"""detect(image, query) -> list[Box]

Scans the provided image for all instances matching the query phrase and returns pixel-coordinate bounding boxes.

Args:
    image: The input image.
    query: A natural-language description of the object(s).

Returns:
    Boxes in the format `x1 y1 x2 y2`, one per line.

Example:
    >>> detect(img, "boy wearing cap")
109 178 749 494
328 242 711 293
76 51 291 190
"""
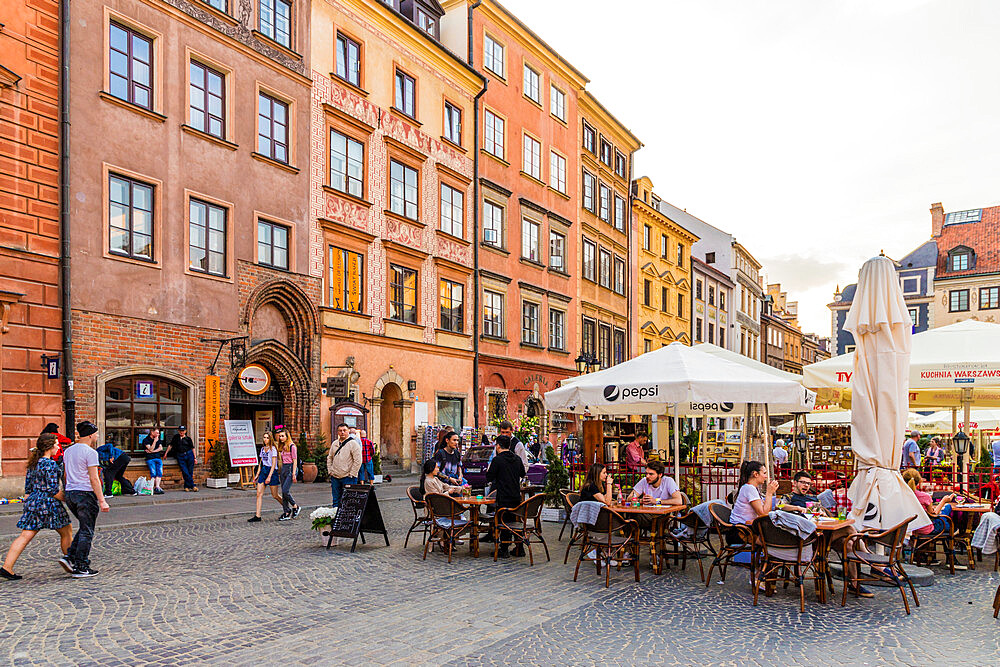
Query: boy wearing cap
165 425 198 491
62 421 110 577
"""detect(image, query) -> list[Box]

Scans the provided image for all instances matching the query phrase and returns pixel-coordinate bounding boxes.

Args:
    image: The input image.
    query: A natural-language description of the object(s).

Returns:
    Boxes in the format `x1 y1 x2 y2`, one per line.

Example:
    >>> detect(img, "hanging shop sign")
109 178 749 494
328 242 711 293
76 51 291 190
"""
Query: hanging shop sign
238 364 271 395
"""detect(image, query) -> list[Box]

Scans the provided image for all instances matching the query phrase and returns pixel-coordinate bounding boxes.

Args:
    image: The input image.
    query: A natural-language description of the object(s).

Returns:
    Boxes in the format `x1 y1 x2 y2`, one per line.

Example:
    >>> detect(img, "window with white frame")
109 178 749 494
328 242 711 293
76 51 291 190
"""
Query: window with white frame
643 225 651 251
598 183 611 222
444 102 462 146
439 279 464 333
439 183 463 238
549 152 566 193
389 160 418 220
483 35 505 78
550 85 565 121
522 300 540 345
483 200 503 247
901 276 920 295
548 308 565 350
582 170 596 212
614 256 625 295
614 194 626 232
483 290 504 338
982 286 1000 310
484 109 504 159
598 248 611 289
523 64 540 103
549 230 565 271
523 135 541 180
582 238 596 281
521 217 540 262
908 307 919 327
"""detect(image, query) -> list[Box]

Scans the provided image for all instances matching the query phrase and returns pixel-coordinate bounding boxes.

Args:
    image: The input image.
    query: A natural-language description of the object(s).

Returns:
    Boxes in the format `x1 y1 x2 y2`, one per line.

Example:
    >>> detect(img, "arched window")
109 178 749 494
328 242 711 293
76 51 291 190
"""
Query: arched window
105 376 188 454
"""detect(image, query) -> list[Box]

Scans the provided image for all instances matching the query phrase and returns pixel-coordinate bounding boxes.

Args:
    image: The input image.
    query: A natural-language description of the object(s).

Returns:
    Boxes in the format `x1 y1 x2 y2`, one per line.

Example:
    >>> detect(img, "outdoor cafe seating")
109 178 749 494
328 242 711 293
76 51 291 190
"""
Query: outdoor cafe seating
423 493 473 564
840 515 920 615
404 485 431 548
751 515 823 613
493 493 549 565
706 503 754 587
573 506 641 588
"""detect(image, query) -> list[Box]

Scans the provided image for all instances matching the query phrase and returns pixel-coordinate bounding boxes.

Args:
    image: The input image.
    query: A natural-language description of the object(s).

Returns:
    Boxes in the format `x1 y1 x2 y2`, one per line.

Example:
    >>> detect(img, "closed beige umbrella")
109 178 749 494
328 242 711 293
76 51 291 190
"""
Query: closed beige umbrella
846 256 930 531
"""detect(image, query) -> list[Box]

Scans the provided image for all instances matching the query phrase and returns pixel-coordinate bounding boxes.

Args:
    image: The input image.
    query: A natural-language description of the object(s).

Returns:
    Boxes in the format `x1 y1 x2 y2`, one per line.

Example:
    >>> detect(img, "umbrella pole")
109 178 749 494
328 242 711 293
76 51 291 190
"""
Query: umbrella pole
963 390 972 491
673 404 680 483
763 404 772 478
740 405 750 464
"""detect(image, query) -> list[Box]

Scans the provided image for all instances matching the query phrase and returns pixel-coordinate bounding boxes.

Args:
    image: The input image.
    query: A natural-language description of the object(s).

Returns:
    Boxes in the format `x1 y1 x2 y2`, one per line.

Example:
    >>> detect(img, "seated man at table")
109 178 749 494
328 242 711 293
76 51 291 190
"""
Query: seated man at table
784 471 819 508
486 435 526 559
628 460 683 529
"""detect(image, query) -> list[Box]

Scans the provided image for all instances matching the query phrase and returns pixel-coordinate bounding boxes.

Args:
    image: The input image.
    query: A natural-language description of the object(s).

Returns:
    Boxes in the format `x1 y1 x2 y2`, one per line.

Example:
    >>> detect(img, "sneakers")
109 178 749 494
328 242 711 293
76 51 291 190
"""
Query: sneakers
278 512 292 521
153 488 164 495
71 568 99 578
247 515 262 523
292 506 301 519
57 556 74 573
0 568 21 581
849 584 875 598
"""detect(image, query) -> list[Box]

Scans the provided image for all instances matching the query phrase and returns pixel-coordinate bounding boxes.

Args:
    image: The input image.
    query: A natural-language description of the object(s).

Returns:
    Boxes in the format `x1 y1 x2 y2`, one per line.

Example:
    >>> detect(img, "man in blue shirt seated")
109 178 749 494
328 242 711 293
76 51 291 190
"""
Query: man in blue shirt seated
783 471 819 508
96 441 135 496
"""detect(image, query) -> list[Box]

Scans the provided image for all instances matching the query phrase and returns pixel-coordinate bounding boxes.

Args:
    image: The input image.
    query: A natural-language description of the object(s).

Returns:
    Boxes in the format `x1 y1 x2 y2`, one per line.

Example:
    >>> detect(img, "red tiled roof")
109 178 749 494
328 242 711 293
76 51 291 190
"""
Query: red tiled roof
936 205 1000 278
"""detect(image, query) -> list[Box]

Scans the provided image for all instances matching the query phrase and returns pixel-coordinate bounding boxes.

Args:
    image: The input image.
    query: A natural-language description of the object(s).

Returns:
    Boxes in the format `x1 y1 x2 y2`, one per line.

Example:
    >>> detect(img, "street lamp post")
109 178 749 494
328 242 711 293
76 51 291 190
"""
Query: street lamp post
575 351 599 375
952 430 970 491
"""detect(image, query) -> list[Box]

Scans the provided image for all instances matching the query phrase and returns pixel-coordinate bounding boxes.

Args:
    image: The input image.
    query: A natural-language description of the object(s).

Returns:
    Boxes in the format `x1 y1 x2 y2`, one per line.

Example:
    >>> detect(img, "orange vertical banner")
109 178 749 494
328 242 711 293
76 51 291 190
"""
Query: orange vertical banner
205 374 220 458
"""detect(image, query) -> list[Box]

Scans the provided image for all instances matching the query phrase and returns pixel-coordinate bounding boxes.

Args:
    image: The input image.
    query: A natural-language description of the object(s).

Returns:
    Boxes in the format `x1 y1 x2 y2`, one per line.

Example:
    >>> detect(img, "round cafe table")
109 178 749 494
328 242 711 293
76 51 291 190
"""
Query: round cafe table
811 516 854 603
453 496 495 558
610 502 687 574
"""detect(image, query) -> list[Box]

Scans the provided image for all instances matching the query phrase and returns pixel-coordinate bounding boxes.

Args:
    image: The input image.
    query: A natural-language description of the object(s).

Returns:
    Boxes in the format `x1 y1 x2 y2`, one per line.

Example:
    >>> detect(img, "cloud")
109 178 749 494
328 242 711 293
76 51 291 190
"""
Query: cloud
759 254 854 291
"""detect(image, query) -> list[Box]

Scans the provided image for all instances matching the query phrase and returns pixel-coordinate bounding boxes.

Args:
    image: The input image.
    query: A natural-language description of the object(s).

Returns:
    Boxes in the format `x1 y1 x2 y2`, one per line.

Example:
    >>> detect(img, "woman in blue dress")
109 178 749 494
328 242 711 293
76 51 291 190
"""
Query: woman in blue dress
1 433 72 580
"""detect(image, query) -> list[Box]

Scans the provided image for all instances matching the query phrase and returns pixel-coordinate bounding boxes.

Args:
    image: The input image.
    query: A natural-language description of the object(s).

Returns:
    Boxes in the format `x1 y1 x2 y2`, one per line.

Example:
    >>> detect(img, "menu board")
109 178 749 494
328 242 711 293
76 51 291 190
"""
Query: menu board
326 485 389 552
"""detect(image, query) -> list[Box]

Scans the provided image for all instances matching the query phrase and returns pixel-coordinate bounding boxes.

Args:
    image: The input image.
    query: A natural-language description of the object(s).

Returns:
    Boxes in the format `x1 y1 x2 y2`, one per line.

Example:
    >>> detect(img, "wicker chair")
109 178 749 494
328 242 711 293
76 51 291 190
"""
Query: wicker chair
561 491 584 564
404 486 431 548
842 515 919 615
664 498 715 582
558 490 578 541
573 506 640 588
751 515 823 612
706 504 754 588
909 513 972 574
494 493 549 565
423 493 472 563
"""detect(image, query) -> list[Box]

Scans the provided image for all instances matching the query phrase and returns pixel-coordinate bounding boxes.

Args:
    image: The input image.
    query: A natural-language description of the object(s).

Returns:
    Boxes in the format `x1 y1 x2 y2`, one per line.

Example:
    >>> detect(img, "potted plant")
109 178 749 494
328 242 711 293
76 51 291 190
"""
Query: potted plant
541 445 570 522
206 441 229 489
312 431 329 482
299 431 318 483
310 506 338 545
372 442 383 483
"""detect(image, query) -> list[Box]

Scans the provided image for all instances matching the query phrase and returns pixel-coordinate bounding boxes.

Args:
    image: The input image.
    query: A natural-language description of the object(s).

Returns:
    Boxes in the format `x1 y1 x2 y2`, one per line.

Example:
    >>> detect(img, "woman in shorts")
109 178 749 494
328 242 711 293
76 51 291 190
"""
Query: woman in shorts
247 431 283 523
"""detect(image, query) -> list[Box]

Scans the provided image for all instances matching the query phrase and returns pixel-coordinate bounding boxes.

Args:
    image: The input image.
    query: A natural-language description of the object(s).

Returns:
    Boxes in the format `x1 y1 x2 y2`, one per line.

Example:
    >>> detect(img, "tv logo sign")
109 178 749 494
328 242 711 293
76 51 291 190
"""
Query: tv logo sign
603 384 659 401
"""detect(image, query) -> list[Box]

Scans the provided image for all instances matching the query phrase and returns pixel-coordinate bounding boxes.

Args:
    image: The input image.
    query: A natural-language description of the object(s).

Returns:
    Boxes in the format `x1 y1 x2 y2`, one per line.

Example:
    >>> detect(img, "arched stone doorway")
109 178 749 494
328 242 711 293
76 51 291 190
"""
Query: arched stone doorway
380 382 403 463
229 373 284 444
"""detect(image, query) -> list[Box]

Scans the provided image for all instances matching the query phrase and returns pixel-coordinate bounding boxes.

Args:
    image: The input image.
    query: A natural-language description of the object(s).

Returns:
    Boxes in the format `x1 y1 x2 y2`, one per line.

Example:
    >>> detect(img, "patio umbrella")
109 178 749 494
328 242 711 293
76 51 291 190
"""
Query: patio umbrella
845 256 930 531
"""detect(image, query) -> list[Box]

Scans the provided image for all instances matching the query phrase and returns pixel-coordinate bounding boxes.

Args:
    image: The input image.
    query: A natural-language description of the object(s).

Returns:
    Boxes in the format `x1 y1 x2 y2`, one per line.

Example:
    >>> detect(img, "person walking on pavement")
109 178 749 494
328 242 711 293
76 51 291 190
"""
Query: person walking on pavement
248 431 283 523
39 422 70 463
142 427 165 494
327 423 361 508
96 441 135 496
62 421 110 578
275 427 300 521
486 435 526 559
357 429 376 483
164 425 197 492
1 434 73 580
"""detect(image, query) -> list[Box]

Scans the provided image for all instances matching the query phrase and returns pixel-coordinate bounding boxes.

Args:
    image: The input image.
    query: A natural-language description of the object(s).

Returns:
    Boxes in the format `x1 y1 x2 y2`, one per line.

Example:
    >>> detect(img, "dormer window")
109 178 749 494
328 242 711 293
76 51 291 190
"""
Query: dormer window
415 8 436 37
948 246 974 272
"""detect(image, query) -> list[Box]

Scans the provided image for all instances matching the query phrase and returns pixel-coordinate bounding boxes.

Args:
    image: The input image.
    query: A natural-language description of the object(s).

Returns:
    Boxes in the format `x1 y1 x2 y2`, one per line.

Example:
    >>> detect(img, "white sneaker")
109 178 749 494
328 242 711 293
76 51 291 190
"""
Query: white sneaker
585 549 598 559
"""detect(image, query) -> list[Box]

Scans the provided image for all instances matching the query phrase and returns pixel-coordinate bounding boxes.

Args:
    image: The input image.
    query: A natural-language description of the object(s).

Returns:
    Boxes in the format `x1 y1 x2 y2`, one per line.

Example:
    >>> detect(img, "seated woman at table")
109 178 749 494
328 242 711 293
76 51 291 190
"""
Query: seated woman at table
903 469 956 539
419 460 467 498
579 463 613 505
729 461 778 535
629 460 683 506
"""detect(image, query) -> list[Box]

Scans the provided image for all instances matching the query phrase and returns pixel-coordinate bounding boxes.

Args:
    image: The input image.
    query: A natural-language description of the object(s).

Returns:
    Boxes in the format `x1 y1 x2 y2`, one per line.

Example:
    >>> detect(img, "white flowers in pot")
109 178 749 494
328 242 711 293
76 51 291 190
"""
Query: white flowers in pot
310 506 338 531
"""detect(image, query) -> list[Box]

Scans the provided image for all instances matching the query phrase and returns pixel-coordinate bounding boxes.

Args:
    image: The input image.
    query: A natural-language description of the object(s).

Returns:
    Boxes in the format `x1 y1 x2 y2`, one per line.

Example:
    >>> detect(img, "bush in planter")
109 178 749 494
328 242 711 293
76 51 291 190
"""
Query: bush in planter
543 445 569 508
311 431 330 482
209 440 229 479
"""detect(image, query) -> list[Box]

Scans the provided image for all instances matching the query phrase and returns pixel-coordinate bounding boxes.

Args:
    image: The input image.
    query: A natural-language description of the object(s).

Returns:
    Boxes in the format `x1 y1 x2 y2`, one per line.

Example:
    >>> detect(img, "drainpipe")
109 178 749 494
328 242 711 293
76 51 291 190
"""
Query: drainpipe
469 1 484 428
626 151 635 359
59 0 75 434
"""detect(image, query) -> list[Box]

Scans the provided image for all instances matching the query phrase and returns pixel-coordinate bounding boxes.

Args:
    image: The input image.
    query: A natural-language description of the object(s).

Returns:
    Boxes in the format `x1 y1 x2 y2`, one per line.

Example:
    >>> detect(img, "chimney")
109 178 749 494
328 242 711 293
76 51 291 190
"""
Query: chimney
930 202 945 238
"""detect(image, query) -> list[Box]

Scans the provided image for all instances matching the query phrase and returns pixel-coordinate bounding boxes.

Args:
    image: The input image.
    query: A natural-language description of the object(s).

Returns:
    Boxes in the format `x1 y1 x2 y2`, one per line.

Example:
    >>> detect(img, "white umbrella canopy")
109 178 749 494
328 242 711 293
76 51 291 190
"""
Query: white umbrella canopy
775 410 924 434
543 342 814 416
845 256 930 532
910 408 1000 434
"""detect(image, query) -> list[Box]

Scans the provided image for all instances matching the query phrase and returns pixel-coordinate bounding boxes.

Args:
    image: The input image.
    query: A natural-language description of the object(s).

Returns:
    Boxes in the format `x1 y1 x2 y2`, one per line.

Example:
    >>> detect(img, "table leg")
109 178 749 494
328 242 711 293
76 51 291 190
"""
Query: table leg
470 509 479 558
651 518 662 575
817 533 829 604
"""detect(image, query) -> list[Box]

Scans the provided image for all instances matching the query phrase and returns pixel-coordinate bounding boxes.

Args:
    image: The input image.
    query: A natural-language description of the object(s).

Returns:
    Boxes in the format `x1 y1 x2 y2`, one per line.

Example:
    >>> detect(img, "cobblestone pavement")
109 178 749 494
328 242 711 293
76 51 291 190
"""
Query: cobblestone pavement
1 495 999 666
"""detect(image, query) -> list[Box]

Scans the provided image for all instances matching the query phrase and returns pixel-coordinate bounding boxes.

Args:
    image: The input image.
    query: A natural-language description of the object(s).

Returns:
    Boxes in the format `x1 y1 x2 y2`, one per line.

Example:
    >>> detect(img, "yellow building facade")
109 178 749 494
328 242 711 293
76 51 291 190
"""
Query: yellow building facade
632 177 698 352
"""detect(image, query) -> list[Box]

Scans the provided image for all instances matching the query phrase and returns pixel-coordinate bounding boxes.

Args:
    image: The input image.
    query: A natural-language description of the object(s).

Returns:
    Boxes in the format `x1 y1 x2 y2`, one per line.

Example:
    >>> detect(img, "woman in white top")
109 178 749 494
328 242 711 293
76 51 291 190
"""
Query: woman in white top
248 431 283 523
728 460 777 542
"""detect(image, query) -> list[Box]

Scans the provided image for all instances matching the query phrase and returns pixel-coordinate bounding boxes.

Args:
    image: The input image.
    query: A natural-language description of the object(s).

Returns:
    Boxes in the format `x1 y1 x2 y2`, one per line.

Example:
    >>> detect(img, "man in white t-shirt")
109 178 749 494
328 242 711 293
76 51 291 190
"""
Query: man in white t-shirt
773 440 789 469
62 421 110 577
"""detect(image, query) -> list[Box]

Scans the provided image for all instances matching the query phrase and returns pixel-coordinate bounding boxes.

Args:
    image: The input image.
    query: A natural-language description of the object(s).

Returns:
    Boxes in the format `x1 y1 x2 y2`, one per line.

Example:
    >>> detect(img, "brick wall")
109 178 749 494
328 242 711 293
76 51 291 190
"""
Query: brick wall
0 0 63 485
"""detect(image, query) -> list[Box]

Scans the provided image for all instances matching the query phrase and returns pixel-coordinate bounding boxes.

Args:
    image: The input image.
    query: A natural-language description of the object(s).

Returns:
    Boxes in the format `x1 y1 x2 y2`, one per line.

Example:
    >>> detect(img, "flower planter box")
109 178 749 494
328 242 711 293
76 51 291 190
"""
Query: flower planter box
206 478 228 489
227 473 241 484
540 507 566 523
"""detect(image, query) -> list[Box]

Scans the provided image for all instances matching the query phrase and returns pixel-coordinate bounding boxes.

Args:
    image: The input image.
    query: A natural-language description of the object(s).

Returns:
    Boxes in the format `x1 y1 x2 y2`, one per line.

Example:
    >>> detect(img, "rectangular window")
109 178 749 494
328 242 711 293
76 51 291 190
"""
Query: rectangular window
549 230 565 271
484 109 504 158
676 243 684 267
329 129 364 198
613 328 625 365
598 183 611 222
720 291 726 311
719 327 725 348
439 280 464 333
483 35 505 78
643 225 651 251
483 200 503 247
706 251 716 264
582 318 596 357
389 264 417 323
109 22 153 110
660 234 669 259
677 294 684 318
189 199 227 276
696 280 703 300
908 307 919 327
598 248 612 289
548 308 565 350
483 291 504 338
643 279 651 306
661 286 668 313
614 150 627 178
258 0 292 48
437 397 463 430
440 183 464 238
394 69 415 118
614 195 626 232
328 246 364 313
598 323 611 368
415 7 436 36
582 170 596 212
257 219 288 270
549 152 567 193
389 160 418 220
523 135 541 180
583 238 596 281
108 174 153 261
901 276 919 294
708 322 715 345
189 61 225 139
444 102 462 145
550 85 566 121
695 318 703 342
951 253 970 271
949 289 969 312
709 286 715 306
257 92 289 163
206 0 226 10
335 32 361 87
600 139 613 166
981 286 1000 310
644 339 651 354
522 301 540 345
521 218 540 262
614 256 625 294
523 64 540 103
582 121 596 153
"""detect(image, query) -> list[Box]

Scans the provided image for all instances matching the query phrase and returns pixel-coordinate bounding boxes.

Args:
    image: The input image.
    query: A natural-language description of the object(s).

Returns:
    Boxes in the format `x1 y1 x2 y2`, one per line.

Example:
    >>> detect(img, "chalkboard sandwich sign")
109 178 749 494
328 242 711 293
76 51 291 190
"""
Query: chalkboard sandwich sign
325 484 390 552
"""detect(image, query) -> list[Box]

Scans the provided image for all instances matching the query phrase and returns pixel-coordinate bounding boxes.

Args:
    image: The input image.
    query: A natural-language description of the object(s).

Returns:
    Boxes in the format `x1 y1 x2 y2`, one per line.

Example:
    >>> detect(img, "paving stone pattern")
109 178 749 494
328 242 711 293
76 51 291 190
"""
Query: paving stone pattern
1 498 999 666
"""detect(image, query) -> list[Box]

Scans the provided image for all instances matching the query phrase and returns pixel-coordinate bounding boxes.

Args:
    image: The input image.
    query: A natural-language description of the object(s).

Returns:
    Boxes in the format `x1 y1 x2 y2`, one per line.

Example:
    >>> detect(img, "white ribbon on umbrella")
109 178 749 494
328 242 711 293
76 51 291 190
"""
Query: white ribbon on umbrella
846 256 930 532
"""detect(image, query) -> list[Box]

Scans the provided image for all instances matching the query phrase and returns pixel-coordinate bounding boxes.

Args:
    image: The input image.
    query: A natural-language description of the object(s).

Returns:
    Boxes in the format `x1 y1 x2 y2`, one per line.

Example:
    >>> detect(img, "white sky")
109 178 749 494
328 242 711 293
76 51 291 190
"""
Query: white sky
500 0 1000 335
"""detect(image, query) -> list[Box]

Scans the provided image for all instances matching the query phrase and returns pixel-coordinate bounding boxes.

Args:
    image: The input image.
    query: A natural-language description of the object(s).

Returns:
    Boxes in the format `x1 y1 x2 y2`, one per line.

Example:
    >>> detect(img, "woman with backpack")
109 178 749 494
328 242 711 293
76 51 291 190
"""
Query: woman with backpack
248 431 283 523
275 427 300 521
